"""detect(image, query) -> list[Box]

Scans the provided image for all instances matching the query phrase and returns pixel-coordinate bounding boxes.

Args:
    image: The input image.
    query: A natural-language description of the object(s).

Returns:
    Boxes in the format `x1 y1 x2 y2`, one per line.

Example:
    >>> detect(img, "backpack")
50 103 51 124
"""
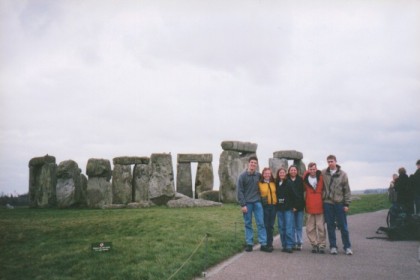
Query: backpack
375 205 420 241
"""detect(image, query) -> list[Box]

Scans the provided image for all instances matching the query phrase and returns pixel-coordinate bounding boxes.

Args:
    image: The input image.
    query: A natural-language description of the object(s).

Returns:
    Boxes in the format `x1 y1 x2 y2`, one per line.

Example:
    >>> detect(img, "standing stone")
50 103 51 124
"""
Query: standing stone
195 162 213 198
86 178 112 208
149 153 175 205
28 155 57 208
269 158 289 178
112 164 133 204
80 174 88 207
293 159 307 177
218 150 257 203
133 163 151 202
86 158 112 208
56 160 83 208
177 162 193 198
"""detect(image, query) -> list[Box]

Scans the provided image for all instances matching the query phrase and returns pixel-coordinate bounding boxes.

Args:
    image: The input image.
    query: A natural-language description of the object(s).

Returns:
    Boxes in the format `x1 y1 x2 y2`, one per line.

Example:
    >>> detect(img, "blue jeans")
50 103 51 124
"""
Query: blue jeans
324 203 351 250
277 210 294 249
263 205 277 246
243 202 267 246
293 210 304 246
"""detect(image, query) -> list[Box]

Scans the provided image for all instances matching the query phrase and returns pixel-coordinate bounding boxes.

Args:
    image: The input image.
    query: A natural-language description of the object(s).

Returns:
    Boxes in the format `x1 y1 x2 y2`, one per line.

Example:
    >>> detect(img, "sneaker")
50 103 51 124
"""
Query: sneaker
330 247 338 255
296 244 302 251
318 248 325 254
245 245 253 252
260 245 271 253
345 248 353 255
311 246 318 254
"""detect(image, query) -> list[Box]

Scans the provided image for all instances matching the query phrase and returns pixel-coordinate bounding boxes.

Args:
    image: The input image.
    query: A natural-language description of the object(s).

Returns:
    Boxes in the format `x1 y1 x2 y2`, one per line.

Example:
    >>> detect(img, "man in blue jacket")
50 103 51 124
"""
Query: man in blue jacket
237 156 270 252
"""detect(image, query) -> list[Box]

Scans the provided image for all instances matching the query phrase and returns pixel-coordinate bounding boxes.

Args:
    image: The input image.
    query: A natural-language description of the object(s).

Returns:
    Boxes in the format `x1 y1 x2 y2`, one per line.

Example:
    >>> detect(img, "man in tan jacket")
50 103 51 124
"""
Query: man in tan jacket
322 155 353 256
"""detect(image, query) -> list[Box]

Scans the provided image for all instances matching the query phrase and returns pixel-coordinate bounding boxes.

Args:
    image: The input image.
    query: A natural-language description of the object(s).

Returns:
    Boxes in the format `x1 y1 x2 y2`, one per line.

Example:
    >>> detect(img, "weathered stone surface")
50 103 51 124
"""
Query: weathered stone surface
86 158 112 180
167 197 222 208
221 141 257 153
198 190 220 202
86 177 112 208
112 164 133 204
80 174 88 207
133 163 151 202
293 159 306 177
127 201 154 208
28 154 56 167
148 153 175 205
273 150 303 160
177 154 213 163
56 160 83 208
176 162 193 197
113 156 150 165
29 156 57 208
218 150 257 203
195 162 213 198
269 158 289 178
103 204 126 209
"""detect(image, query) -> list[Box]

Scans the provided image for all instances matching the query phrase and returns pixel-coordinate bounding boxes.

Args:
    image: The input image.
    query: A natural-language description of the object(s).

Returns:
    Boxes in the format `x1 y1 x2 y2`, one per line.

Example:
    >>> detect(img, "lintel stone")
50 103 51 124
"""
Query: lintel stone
177 154 213 163
221 141 257 153
273 150 303 160
113 156 150 165
29 155 56 167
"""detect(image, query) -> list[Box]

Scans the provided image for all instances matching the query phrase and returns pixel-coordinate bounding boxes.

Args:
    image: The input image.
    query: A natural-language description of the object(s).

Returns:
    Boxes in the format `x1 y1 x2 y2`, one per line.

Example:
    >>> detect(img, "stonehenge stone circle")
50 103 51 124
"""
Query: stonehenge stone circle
56 160 84 208
28 155 57 208
219 141 258 203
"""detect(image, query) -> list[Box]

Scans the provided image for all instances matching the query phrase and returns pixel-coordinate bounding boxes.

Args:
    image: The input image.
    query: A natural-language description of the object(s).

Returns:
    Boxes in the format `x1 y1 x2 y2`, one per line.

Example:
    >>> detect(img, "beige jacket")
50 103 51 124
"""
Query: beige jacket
321 165 351 206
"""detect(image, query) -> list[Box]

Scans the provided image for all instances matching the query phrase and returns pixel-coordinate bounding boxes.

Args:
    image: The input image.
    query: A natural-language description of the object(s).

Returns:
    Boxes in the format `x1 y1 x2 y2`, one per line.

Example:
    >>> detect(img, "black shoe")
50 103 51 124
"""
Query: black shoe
286 248 293 253
267 245 274 252
260 245 271 253
245 245 253 252
281 248 287 252
311 246 318 254
318 248 325 254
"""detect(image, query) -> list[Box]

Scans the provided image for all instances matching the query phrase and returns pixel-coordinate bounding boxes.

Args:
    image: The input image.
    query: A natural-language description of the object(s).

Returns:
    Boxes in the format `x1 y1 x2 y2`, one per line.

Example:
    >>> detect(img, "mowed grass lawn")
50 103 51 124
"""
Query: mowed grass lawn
0 194 390 280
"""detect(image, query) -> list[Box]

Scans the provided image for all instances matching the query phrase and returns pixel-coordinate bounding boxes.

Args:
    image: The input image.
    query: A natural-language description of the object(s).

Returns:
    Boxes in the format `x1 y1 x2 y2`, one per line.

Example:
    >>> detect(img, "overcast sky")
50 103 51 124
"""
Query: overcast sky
1 0 419 196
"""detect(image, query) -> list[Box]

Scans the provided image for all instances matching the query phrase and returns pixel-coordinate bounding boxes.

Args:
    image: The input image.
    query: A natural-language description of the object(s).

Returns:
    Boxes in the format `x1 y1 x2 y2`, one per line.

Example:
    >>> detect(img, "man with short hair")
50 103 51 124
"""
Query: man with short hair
237 156 270 252
322 155 353 255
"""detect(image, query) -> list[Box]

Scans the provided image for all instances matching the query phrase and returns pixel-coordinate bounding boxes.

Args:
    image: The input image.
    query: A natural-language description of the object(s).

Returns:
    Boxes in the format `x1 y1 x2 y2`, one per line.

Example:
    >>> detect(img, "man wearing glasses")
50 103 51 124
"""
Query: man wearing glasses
322 155 353 255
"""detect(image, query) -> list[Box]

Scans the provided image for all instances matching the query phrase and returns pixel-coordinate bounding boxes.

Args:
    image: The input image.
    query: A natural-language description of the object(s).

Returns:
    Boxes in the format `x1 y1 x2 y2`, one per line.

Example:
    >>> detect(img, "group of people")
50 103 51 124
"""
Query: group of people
388 159 420 214
236 155 353 256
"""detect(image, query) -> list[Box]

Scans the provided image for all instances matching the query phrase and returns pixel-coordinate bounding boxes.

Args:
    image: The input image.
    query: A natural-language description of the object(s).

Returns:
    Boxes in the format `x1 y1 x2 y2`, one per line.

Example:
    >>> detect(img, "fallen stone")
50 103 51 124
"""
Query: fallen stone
166 197 222 208
198 190 220 202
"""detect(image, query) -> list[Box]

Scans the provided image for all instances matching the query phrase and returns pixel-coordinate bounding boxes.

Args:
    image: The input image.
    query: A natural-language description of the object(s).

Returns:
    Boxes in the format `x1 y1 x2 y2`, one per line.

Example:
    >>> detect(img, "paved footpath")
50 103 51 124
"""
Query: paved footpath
198 210 420 280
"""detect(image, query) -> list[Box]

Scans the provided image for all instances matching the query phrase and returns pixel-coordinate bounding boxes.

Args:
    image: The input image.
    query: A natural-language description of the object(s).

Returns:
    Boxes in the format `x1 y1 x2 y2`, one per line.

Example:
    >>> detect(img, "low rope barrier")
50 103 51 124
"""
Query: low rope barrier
167 233 209 280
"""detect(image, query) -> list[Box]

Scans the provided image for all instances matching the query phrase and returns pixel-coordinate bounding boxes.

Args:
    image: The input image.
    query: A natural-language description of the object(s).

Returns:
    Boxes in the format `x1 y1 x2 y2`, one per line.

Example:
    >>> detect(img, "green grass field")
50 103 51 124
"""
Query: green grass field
0 194 390 280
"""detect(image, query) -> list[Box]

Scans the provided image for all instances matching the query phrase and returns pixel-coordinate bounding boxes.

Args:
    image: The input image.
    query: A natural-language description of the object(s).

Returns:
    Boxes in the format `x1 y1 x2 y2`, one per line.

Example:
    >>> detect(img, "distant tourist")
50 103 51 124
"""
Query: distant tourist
322 155 353 255
394 167 413 213
258 167 277 252
288 165 305 251
388 174 398 207
303 162 326 253
275 167 295 253
236 156 270 252
409 160 420 214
